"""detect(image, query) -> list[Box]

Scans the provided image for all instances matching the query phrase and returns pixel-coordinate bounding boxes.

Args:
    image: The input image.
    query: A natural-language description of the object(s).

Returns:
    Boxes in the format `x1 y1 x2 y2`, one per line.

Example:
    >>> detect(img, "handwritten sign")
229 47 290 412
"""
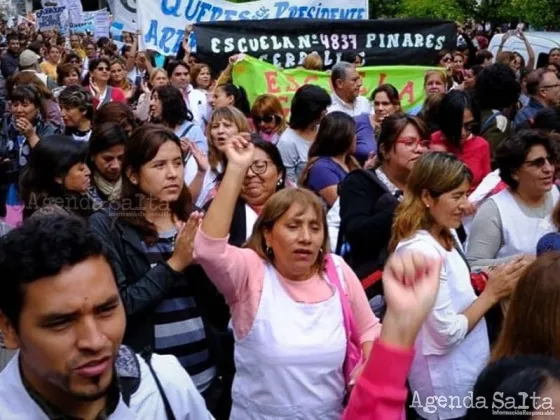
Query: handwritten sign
36 6 66 31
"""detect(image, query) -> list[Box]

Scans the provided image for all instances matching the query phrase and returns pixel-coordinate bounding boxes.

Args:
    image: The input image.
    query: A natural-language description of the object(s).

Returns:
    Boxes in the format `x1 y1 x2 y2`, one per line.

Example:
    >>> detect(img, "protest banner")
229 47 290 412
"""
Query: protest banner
232 55 437 117
196 18 456 71
36 6 66 31
111 0 137 33
136 0 368 56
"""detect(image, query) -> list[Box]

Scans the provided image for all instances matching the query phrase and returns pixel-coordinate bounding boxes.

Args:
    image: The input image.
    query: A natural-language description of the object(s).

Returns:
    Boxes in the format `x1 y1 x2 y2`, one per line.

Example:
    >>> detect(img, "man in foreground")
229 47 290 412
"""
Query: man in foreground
0 215 212 419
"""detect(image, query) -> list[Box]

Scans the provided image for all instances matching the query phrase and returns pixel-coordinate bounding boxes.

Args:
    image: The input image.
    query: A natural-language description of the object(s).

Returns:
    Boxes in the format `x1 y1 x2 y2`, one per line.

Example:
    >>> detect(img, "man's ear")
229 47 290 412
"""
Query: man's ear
0 311 20 350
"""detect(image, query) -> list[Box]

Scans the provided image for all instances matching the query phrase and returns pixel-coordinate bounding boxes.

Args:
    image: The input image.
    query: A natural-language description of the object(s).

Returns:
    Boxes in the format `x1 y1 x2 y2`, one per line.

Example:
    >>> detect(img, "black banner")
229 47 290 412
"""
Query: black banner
194 18 457 70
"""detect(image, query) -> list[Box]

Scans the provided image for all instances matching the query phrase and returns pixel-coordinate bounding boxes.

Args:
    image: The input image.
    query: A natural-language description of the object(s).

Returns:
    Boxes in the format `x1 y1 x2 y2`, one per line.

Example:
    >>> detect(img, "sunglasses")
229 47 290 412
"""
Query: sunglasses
254 114 280 125
96 67 109 72
442 57 452 63
524 155 555 168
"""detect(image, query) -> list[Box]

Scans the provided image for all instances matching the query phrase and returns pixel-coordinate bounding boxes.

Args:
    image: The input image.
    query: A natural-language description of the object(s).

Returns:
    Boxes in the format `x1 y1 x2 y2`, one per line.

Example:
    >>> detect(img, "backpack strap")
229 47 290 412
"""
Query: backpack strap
115 345 141 407
480 110 501 134
140 350 177 420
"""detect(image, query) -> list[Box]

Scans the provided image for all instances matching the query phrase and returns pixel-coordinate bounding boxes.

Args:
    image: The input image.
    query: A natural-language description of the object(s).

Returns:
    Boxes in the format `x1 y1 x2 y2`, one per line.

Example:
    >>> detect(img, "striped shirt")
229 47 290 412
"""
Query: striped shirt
141 228 216 392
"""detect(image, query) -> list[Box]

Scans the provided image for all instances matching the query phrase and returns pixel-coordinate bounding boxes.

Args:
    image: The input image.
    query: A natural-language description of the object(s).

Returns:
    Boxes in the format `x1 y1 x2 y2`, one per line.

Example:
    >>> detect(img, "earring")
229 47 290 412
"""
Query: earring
277 179 282 187
426 204 430 208
265 245 273 257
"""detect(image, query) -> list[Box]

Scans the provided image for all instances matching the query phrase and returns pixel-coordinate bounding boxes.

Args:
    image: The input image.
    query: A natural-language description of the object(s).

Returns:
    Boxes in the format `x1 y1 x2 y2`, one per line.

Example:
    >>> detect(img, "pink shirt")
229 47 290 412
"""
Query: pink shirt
194 229 380 342
343 340 414 420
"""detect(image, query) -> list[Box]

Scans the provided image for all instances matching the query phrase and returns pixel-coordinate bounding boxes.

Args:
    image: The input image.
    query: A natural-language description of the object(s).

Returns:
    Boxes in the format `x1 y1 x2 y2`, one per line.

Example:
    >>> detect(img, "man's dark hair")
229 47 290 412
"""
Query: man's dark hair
475 63 520 110
6 33 18 44
0 215 105 330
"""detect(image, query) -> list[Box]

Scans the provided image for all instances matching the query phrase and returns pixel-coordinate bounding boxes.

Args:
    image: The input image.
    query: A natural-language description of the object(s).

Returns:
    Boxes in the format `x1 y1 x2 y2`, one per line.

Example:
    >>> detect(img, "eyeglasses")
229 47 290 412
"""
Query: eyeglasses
254 114 279 125
96 67 109 72
442 57 452 63
248 160 271 174
524 155 555 168
396 137 430 149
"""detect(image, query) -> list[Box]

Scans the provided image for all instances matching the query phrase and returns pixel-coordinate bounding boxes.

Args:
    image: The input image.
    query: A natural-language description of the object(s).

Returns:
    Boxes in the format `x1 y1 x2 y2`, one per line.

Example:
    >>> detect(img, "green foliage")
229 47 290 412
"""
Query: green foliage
398 0 466 20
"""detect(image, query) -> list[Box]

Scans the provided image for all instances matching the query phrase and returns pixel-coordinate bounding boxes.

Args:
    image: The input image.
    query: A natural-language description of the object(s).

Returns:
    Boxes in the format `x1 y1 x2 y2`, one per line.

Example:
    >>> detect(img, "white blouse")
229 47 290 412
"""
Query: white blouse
396 230 490 420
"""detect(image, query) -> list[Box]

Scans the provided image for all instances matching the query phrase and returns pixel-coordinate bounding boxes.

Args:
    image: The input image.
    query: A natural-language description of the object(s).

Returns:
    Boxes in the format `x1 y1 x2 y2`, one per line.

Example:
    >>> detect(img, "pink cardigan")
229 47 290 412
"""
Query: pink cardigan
194 229 380 342
343 340 414 420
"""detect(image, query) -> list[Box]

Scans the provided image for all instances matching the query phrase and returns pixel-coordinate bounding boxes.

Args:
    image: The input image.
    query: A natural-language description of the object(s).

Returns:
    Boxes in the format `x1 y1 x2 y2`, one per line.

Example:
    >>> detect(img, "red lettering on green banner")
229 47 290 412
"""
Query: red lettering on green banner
234 56 437 116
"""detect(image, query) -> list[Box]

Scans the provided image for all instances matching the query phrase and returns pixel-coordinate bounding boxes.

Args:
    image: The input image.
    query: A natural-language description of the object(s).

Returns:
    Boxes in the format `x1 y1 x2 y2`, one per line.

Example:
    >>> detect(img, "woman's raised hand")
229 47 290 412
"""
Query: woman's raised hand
381 251 442 348
224 133 254 171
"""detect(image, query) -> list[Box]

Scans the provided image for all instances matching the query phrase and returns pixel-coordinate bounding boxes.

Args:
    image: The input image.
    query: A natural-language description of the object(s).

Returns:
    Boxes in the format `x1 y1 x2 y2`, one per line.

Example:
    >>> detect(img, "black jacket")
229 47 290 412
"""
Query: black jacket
339 168 400 280
89 207 220 361
0 117 59 217
1 51 18 80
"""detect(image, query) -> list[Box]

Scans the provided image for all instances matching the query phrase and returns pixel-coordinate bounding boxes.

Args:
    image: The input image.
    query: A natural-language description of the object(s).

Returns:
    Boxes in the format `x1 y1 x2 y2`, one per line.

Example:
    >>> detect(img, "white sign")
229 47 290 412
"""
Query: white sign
36 6 66 31
94 11 112 40
112 0 137 33
136 0 368 55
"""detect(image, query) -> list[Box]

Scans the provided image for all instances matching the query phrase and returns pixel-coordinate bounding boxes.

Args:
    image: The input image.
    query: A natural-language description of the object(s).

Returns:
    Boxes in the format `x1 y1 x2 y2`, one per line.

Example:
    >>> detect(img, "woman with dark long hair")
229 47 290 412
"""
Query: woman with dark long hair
431 90 491 191
301 111 360 207
149 84 207 154
20 134 93 219
89 124 221 411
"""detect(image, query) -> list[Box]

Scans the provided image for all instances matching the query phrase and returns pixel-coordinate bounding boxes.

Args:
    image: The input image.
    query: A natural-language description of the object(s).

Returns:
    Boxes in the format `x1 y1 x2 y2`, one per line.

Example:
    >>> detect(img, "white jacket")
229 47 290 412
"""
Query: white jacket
0 350 214 419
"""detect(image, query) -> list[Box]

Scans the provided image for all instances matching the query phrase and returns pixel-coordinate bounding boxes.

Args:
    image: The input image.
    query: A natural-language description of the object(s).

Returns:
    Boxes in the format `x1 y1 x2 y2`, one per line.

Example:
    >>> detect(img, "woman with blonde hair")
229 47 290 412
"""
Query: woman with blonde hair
490 252 560 363
251 94 286 144
424 70 449 96
109 56 136 101
302 52 323 71
195 134 379 419
392 152 525 420
189 106 251 207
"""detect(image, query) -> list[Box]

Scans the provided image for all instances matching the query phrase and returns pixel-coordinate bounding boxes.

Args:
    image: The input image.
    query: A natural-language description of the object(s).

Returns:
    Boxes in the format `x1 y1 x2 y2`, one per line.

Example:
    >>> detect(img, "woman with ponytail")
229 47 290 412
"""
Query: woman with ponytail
391 152 524 420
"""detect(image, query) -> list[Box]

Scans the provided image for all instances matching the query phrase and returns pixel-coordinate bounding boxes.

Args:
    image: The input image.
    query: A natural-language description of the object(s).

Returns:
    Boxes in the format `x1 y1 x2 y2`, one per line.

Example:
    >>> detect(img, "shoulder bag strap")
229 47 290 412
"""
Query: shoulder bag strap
179 122 195 138
140 351 177 420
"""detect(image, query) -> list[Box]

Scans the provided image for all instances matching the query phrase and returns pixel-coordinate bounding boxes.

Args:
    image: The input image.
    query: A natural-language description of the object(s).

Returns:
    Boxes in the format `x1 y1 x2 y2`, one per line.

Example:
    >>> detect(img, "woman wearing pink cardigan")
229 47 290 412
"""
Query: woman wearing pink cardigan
194 134 380 420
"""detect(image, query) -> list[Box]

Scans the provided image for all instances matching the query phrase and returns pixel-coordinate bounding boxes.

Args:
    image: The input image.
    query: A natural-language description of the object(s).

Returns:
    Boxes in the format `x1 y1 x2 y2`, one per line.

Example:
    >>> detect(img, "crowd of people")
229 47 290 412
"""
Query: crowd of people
0 18 560 420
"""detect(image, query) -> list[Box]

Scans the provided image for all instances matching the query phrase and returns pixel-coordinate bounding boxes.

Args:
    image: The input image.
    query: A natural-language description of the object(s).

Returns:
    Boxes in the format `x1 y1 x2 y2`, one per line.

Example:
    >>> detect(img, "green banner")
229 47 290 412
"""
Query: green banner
232 55 438 116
